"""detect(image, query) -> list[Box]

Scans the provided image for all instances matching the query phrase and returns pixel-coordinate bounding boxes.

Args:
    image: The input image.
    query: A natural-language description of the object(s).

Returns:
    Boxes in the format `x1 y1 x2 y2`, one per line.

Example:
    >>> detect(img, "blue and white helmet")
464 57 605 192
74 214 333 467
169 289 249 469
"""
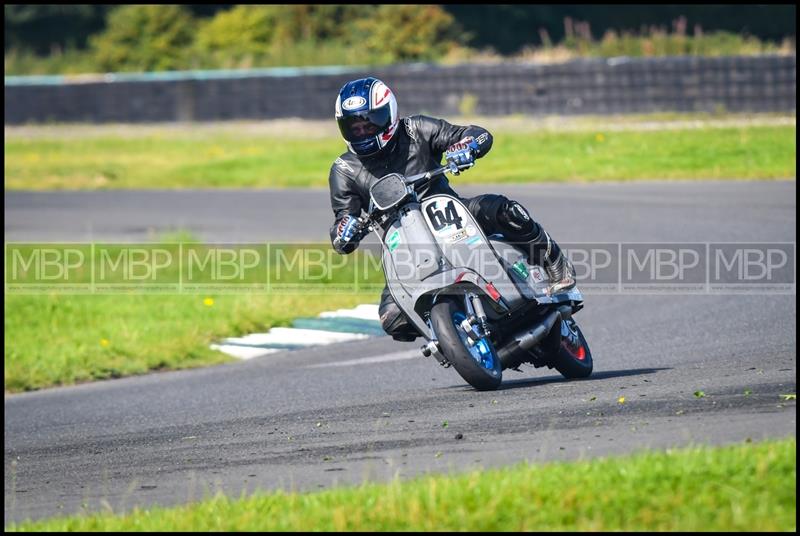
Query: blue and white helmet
335 77 399 157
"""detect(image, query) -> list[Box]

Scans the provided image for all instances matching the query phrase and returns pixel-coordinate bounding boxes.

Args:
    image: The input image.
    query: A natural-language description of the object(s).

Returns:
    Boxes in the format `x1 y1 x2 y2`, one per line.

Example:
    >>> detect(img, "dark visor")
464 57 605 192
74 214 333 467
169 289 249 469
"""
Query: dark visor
337 107 392 142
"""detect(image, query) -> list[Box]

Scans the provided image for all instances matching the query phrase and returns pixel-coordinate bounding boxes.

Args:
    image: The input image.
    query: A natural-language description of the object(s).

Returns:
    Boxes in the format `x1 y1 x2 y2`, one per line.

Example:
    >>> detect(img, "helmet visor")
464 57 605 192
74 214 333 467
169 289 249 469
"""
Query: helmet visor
337 107 392 143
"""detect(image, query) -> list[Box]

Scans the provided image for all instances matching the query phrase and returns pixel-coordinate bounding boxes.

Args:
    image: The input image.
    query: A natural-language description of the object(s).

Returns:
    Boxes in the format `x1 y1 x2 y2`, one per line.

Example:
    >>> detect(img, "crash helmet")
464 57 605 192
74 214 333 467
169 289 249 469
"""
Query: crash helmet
335 77 399 157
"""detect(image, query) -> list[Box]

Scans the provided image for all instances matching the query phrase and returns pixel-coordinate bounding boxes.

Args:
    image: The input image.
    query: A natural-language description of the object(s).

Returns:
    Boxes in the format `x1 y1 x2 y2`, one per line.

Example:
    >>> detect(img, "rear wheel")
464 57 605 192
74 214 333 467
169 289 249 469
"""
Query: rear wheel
429 298 502 391
548 318 593 379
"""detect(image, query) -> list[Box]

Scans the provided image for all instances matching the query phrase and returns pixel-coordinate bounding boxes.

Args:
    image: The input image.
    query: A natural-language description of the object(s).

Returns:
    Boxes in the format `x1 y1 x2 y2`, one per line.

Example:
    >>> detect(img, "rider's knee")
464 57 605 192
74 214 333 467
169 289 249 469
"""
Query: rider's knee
467 194 538 239
466 194 508 233
497 199 536 236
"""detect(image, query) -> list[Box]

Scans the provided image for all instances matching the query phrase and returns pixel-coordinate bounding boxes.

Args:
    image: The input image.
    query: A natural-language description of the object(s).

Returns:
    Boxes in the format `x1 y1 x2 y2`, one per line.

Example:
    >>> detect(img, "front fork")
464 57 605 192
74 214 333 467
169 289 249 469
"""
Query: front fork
460 292 491 345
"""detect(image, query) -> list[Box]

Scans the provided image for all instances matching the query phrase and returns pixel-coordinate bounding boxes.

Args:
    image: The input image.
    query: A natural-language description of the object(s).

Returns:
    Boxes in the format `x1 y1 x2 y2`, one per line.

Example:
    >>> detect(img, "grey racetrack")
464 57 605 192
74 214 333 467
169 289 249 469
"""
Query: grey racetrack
4 179 797 525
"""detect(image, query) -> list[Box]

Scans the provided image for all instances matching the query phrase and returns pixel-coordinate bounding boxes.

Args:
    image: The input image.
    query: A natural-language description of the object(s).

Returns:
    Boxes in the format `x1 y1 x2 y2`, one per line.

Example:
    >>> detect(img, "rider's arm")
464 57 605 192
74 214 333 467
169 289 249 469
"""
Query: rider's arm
416 115 494 159
328 159 363 254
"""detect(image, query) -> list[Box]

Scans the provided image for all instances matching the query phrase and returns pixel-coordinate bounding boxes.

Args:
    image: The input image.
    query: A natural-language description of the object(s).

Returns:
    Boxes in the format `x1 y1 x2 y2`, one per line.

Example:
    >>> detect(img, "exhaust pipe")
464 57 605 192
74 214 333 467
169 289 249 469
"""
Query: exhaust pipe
497 305 572 367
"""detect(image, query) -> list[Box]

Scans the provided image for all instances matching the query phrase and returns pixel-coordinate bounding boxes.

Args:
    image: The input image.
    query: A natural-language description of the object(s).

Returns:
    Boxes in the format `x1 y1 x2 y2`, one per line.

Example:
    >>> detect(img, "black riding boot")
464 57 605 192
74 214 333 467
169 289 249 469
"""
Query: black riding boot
529 226 576 291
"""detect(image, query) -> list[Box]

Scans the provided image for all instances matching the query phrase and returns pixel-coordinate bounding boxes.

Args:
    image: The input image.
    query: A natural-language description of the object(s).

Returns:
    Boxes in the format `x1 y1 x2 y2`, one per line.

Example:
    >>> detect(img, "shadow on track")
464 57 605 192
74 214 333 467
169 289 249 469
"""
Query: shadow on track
444 367 670 391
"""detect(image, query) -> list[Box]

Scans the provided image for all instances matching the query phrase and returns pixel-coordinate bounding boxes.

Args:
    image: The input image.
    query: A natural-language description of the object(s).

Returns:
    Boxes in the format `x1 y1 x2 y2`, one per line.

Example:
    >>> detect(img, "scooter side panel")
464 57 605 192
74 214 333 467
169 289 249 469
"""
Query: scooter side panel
380 204 446 336
381 201 513 337
379 195 574 341
490 238 585 305
420 195 526 309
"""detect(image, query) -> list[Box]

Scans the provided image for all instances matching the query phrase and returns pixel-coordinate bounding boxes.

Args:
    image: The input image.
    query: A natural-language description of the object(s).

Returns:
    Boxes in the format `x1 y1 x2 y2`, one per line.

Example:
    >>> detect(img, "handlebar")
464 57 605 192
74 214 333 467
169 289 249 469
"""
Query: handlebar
405 160 474 185
334 160 476 250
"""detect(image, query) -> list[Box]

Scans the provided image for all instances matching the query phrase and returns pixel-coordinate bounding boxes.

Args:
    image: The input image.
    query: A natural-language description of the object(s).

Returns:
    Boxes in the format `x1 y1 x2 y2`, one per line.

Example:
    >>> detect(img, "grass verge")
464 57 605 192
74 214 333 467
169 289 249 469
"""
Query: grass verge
4 240 385 392
4 292 379 393
6 437 796 531
4 120 795 189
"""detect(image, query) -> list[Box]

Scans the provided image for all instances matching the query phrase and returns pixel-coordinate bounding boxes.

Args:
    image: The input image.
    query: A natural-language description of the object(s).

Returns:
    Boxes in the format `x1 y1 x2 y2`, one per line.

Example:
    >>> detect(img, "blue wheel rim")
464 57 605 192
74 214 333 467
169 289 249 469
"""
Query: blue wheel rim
452 311 497 372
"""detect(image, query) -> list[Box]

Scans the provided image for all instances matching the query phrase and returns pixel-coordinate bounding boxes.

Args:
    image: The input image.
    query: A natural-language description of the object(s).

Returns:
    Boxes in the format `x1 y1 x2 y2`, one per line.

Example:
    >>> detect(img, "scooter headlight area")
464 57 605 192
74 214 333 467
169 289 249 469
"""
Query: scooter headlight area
369 173 410 211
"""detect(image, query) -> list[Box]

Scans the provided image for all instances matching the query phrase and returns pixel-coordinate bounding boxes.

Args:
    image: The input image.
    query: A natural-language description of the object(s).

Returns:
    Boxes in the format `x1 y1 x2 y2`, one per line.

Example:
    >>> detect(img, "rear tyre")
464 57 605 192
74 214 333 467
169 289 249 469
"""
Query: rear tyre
430 297 502 391
548 318 593 379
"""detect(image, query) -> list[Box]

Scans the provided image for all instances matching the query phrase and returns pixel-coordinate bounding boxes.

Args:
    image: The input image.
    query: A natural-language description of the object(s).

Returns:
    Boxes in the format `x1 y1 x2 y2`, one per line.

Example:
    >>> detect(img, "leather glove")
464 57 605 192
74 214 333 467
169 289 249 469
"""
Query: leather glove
445 136 480 173
333 214 364 253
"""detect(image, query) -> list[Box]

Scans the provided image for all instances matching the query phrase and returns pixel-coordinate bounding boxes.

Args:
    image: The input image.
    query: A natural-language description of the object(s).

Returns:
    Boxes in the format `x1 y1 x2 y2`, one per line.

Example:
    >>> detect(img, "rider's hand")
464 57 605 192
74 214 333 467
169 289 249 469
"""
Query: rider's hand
445 136 480 172
333 214 363 253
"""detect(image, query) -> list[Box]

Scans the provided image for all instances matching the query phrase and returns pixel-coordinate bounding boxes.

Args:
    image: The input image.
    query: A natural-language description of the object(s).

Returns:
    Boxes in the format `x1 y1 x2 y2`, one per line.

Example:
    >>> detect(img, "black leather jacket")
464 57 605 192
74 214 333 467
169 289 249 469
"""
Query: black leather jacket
328 114 493 252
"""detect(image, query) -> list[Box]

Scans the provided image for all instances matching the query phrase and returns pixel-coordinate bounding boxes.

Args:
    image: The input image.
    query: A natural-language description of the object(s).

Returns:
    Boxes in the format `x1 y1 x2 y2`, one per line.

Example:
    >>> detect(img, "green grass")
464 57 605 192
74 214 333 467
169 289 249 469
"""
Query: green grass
4 123 795 190
4 239 385 392
7 437 796 531
480 126 795 183
4 292 380 393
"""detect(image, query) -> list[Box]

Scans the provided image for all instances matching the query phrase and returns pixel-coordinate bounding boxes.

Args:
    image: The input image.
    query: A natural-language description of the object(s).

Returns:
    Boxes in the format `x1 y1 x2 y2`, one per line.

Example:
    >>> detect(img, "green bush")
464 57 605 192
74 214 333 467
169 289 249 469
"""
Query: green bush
193 5 278 69
190 5 462 68
587 18 786 58
4 46 97 76
89 5 196 72
597 29 781 57
192 5 375 69
354 5 466 63
270 5 368 45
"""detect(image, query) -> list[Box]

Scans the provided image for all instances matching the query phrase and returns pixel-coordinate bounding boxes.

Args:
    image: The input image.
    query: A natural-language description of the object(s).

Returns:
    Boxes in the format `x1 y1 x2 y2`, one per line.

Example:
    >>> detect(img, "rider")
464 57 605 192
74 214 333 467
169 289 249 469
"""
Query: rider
328 77 575 341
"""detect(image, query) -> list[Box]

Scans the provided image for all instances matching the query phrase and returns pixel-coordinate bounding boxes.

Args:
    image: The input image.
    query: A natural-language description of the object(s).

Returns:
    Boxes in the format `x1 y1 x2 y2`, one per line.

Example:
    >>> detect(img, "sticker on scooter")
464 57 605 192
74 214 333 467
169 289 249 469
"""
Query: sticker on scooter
426 200 464 232
387 230 401 252
446 229 468 243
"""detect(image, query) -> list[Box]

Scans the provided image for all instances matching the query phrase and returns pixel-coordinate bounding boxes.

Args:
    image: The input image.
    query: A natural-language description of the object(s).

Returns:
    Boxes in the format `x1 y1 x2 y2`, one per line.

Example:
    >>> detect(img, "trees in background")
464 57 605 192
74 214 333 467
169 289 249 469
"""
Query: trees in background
90 5 196 72
192 5 466 67
354 5 463 63
5 5 467 73
447 5 796 54
3 4 795 75
4 5 109 54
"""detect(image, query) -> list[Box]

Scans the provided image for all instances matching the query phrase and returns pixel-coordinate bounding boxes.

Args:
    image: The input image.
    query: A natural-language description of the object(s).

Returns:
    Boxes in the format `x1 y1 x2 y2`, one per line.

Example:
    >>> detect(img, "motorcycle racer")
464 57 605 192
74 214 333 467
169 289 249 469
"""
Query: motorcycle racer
328 77 575 341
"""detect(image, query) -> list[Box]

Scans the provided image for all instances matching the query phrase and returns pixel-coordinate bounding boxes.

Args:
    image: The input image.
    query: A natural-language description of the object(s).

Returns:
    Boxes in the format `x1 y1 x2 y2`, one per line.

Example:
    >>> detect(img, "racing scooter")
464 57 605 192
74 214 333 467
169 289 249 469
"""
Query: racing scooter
344 161 592 390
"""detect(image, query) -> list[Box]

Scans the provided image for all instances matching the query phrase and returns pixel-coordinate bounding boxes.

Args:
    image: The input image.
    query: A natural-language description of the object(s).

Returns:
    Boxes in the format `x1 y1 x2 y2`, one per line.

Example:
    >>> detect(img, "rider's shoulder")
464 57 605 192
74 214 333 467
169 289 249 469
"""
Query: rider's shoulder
406 114 445 127
404 114 444 141
331 152 359 176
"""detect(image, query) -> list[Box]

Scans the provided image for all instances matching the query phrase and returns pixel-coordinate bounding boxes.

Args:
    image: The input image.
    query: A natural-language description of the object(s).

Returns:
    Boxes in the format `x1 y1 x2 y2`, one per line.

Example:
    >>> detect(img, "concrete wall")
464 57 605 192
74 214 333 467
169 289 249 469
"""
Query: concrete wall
4 55 795 124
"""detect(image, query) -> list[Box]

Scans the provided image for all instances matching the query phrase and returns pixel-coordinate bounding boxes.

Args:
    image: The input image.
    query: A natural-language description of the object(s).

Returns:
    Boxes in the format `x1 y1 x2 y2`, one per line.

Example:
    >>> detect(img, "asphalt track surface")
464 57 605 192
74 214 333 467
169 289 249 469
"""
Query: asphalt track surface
4 180 797 524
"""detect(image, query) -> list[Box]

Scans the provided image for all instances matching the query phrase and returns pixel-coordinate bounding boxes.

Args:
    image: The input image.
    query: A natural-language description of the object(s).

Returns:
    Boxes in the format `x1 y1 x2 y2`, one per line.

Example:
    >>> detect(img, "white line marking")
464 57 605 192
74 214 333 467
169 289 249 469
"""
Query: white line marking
209 344 281 360
306 349 421 368
318 304 380 321
222 328 370 347
211 303 381 360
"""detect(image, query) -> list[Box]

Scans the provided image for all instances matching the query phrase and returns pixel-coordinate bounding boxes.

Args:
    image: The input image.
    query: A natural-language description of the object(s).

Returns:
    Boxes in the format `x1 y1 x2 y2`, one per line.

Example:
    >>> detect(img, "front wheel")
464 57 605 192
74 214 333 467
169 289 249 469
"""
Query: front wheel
429 298 502 391
547 318 593 379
